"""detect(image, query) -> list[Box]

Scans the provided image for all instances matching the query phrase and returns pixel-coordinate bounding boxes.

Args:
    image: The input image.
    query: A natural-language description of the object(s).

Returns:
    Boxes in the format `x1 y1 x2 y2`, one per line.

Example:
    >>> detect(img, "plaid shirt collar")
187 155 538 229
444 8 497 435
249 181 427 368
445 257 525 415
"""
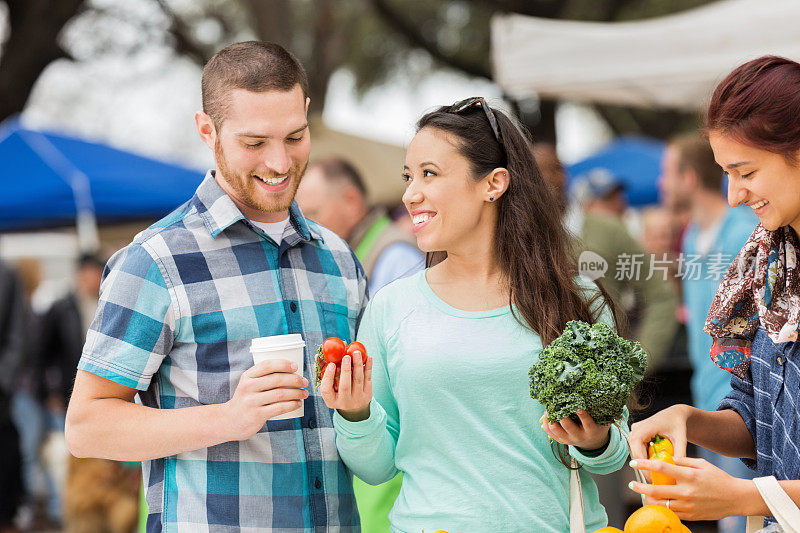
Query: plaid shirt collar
193 170 322 243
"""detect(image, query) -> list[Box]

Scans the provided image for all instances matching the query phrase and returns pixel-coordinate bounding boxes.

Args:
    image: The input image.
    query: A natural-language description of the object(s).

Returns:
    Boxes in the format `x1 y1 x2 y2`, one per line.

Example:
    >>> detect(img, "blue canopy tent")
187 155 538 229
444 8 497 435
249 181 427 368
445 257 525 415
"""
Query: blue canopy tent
1 118 205 235
567 136 665 207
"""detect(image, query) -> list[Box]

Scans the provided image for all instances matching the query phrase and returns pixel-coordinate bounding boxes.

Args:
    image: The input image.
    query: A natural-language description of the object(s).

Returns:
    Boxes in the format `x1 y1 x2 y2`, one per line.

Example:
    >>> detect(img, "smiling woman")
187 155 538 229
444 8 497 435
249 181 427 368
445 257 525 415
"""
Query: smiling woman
628 56 800 530
319 96 632 533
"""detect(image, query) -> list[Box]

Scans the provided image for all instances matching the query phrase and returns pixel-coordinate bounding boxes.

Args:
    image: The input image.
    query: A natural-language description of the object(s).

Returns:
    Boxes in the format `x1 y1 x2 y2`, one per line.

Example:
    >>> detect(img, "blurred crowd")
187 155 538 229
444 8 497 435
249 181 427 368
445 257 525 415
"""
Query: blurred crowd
0 131 753 533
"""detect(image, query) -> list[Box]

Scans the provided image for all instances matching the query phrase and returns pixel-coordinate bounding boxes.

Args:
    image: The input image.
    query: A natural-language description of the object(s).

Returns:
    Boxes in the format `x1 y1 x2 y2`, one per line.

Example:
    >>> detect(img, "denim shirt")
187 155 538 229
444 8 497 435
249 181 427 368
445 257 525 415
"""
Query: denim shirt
719 327 800 526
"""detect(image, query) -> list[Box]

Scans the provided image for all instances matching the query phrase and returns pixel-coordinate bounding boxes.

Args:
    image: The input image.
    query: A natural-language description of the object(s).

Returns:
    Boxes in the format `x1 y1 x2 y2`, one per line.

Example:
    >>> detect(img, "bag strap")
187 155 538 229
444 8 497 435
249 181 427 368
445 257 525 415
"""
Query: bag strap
745 515 764 533
569 457 587 533
748 476 800 533
569 423 644 531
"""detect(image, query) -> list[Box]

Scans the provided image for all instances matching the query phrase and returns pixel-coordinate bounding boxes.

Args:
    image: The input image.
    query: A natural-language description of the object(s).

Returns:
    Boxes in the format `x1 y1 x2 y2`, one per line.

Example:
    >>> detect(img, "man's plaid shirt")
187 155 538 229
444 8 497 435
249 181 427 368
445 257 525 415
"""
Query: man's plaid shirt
78 172 367 532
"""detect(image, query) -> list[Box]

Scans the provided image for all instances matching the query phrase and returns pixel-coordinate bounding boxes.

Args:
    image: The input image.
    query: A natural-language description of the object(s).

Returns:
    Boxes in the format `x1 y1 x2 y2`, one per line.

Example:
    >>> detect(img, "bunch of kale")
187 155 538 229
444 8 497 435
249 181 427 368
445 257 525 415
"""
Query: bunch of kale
529 320 647 426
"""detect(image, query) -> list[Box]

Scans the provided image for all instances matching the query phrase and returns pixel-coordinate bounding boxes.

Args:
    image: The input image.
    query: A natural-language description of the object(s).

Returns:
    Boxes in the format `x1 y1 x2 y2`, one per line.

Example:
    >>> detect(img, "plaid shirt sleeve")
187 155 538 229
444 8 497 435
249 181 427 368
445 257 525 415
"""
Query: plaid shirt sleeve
78 242 175 391
718 369 758 470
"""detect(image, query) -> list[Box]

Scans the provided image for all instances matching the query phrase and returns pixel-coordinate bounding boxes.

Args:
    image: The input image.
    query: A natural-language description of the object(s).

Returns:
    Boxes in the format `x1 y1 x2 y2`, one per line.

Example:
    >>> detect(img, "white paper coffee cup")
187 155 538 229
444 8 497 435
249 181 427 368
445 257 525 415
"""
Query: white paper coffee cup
250 334 306 420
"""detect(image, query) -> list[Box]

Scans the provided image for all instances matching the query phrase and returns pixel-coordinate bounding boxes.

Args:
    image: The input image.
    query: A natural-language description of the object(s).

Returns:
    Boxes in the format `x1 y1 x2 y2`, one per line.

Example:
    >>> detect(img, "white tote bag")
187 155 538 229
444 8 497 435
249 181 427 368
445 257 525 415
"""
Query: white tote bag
744 476 800 533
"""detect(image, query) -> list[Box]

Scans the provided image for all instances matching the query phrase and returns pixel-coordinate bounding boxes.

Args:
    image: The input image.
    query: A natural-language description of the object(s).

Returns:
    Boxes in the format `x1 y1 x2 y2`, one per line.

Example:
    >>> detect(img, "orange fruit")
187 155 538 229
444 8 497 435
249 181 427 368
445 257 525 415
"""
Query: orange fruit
680 525 692 533
594 528 624 532
624 505 682 532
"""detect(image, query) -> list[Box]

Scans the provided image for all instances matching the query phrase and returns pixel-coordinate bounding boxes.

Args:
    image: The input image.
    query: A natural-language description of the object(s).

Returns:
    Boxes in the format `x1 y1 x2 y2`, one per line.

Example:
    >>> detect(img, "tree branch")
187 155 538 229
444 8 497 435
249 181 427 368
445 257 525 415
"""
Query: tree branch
152 0 213 65
463 0 566 18
369 0 491 79
0 0 84 121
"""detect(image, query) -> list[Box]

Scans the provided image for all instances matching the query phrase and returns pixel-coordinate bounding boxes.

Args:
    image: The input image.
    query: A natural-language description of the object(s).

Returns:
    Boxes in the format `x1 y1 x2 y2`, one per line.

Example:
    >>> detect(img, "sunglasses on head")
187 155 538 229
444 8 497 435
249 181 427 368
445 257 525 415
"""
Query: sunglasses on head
448 97 504 146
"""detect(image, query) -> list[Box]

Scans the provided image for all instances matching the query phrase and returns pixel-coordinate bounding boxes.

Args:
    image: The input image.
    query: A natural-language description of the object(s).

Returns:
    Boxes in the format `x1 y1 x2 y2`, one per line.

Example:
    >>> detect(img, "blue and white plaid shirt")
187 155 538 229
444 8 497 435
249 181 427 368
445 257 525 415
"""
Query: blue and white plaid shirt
78 171 367 532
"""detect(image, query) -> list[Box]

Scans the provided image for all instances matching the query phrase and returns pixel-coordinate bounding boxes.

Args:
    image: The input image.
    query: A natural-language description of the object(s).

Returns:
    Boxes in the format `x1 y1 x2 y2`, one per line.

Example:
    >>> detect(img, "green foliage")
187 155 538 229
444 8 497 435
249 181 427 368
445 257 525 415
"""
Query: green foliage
529 320 647 426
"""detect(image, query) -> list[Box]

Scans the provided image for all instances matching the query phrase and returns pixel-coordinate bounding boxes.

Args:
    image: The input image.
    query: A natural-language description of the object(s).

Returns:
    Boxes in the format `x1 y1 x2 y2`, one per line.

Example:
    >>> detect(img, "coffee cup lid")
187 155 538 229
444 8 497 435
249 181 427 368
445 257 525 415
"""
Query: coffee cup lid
250 334 305 352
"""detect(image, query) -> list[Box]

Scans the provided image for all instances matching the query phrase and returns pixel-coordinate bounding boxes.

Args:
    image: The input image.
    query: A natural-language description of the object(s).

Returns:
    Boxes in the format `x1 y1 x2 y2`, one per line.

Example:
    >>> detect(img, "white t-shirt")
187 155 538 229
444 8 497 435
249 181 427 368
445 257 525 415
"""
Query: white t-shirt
250 217 289 244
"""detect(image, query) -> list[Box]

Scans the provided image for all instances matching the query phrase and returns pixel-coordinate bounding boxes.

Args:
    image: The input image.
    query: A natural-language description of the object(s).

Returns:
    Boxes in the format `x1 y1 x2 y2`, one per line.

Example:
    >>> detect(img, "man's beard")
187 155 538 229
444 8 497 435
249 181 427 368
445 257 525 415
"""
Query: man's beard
215 138 307 214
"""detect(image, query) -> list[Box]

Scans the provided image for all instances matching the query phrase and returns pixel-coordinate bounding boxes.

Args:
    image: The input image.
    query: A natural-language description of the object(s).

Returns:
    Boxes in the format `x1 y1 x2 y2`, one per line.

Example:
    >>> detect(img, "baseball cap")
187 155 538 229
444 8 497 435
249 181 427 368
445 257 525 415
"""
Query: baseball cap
572 168 626 203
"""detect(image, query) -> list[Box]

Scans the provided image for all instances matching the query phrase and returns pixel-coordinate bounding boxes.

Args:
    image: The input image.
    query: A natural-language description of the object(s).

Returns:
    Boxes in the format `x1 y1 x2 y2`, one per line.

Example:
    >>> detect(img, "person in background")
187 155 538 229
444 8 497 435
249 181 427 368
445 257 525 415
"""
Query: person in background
658 149 694 263
574 168 679 372
297 157 423 295
531 142 583 235
9 258 47 530
531 143 567 210
641 207 678 263
0 260 27 533
39 254 105 423
641 207 683 298
297 158 422 532
657 132 758 533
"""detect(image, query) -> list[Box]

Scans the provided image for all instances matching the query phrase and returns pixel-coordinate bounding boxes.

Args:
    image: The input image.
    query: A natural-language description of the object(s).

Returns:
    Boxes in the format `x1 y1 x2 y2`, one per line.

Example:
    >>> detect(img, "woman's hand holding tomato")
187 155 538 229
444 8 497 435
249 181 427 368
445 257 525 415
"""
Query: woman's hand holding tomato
318 339 373 422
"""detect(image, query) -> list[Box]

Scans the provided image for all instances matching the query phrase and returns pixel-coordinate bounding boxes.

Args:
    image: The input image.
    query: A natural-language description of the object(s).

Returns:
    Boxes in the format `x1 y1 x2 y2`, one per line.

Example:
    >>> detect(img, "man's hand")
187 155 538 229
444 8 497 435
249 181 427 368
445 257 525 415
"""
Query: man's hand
224 359 309 441
320 350 372 422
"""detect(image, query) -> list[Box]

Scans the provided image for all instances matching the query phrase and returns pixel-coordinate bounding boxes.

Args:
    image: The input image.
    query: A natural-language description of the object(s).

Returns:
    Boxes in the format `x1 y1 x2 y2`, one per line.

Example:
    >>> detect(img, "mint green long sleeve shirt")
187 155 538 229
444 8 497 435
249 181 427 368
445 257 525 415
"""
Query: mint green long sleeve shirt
333 270 630 533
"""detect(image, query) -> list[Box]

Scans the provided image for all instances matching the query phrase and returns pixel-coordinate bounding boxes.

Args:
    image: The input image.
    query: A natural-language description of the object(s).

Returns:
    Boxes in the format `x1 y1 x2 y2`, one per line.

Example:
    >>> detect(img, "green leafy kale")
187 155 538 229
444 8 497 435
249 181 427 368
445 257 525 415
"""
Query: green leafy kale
529 320 647 426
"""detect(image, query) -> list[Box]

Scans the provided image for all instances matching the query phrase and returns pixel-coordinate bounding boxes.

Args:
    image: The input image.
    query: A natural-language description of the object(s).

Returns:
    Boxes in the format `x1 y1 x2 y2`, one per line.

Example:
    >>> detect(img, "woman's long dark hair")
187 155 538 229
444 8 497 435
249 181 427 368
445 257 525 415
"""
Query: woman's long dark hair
417 103 624 343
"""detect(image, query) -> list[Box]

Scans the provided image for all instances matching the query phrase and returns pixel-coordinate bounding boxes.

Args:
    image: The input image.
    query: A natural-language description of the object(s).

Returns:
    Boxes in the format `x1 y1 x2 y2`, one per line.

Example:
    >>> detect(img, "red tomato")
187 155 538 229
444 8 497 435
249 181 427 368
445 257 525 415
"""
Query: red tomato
345 341 367 360
322 337 346 365
321 363 341 390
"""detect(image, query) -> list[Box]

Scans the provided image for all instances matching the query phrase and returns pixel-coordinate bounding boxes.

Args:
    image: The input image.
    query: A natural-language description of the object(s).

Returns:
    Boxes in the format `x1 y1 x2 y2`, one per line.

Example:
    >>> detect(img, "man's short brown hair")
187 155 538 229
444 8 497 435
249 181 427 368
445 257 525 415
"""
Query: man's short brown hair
201 41 309 129
669 133 724 192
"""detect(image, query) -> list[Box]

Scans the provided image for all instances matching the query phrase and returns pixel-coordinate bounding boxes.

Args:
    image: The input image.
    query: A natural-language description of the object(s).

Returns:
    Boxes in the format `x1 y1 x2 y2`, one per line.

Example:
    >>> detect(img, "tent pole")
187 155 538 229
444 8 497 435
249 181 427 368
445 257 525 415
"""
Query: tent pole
18 129 101 253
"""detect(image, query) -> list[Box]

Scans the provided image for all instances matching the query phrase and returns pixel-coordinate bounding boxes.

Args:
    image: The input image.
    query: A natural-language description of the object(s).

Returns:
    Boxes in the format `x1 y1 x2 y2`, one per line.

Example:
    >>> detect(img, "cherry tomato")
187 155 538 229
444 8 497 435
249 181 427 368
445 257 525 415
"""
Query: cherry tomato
345 341 367 360
321 363 341 390
322 337 346 365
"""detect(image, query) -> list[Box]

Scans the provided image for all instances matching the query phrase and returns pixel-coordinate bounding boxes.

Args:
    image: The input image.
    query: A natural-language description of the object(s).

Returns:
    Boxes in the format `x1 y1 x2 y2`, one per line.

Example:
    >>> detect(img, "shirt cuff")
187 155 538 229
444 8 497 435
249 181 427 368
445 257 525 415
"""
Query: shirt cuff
77 357 149 391
717 399 758 470
569 422 623 464
332 397 387 439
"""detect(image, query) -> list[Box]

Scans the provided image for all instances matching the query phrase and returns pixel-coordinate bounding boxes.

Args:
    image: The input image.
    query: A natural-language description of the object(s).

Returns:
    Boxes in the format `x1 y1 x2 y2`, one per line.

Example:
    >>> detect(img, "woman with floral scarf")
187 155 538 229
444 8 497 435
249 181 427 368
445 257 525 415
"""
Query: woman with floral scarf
627 55 800 527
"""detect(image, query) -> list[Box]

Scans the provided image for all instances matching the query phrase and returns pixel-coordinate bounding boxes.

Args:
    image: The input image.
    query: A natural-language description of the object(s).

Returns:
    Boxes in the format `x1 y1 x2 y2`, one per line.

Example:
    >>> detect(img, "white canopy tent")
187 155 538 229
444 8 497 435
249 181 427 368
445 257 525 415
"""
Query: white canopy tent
491 0 800 110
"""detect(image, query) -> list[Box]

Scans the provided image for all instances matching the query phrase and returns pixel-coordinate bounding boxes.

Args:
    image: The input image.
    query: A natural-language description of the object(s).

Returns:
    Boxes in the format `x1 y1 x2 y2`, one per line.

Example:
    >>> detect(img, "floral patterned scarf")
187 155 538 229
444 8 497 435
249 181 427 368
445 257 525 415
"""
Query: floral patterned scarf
704 224 800 378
